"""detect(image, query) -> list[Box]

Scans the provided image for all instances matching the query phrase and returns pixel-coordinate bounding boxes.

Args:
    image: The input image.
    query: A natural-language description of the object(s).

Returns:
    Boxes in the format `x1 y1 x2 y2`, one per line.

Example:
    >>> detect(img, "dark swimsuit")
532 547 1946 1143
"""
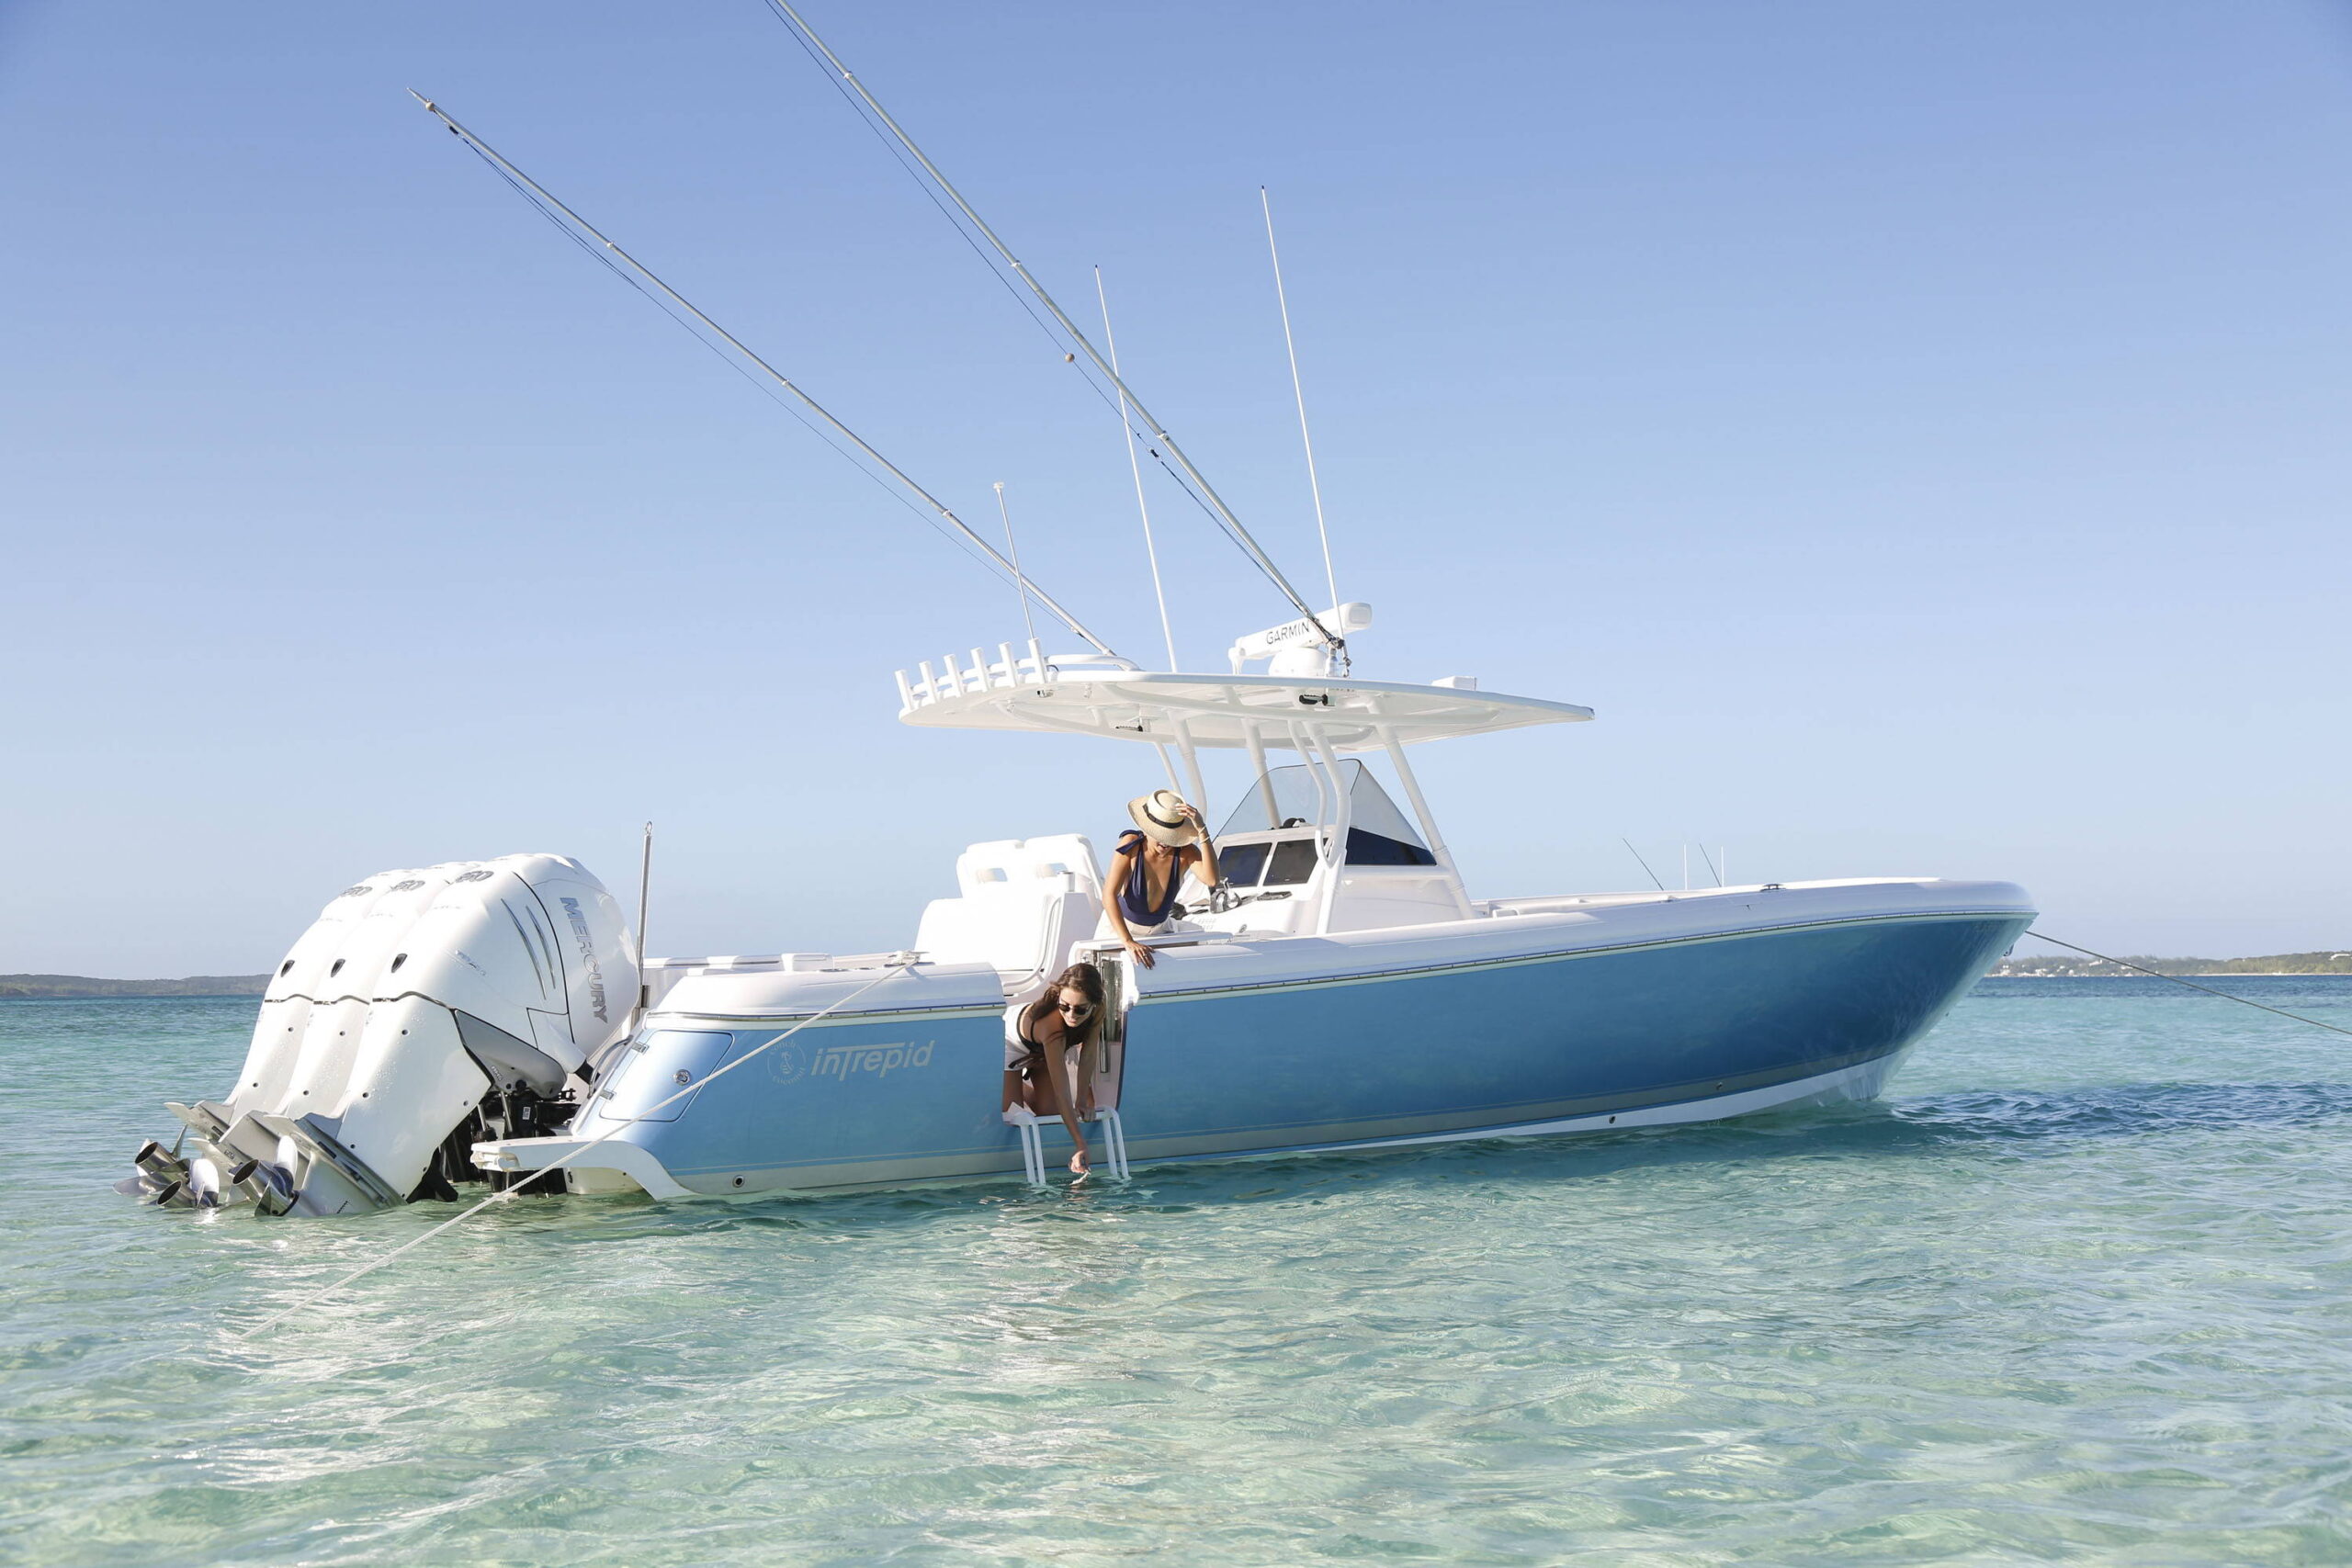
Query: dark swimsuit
1012 998 1051 1080
1012 997 1089 1083
1114 829 1185 929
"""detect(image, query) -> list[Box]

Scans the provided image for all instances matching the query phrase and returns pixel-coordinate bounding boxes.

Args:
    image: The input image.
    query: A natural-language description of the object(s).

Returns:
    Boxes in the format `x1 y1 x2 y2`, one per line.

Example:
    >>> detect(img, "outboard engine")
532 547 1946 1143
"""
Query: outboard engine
123 853 637 1217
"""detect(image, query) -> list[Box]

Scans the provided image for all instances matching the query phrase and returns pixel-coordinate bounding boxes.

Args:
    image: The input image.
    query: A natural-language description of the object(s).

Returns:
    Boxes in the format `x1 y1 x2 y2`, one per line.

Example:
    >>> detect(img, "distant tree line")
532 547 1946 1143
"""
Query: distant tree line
1990 951 2352 978
0 975 272 998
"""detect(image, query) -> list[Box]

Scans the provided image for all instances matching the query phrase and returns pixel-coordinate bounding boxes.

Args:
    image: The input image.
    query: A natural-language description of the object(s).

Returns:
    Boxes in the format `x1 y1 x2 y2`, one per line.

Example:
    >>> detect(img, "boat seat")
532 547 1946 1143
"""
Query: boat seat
914 834 1102 994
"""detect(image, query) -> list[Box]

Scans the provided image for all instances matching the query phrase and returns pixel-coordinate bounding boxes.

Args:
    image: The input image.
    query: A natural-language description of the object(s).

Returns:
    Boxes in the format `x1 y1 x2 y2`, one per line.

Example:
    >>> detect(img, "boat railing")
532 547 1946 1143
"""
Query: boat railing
1476 886 1785 918
895 637 1139 714
648 951 919 976
1476 892 1685 917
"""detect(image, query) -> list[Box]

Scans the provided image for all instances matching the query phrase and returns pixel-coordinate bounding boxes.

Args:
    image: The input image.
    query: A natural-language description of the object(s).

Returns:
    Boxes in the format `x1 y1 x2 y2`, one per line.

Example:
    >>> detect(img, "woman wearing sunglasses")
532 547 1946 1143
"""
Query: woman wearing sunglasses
1001 964 1109 1177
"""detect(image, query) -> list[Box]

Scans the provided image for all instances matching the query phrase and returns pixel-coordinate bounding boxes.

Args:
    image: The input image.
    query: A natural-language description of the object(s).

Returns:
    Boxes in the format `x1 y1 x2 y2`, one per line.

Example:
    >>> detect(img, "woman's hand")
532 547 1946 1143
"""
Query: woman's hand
1124 939 1156 969
1183 804 1221 889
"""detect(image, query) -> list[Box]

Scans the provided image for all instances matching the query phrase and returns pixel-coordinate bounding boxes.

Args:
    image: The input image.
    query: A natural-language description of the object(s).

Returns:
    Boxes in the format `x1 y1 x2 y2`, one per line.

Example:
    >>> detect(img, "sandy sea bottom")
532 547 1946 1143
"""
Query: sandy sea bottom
3 978 2348 1566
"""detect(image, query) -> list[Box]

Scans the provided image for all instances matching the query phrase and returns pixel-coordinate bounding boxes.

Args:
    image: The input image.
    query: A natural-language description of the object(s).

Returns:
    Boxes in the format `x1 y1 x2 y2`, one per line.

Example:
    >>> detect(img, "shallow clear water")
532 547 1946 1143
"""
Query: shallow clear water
5 979 2349 1566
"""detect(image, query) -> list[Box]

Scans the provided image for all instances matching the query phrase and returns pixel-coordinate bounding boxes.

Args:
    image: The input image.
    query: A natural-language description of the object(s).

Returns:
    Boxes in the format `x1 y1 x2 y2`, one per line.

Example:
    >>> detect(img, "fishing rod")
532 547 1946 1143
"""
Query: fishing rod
409 91 1119 660
759 0 1347 669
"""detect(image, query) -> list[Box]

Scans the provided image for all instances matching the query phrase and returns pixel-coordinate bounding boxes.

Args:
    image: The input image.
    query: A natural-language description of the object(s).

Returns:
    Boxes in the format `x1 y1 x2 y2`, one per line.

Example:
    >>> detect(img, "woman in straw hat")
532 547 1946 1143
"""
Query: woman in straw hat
1105 789 1221 969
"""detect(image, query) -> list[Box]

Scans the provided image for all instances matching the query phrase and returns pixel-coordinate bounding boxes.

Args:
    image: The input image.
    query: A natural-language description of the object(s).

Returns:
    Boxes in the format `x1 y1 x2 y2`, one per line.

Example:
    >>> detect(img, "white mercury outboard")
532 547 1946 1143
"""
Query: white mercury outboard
122 853 636 1217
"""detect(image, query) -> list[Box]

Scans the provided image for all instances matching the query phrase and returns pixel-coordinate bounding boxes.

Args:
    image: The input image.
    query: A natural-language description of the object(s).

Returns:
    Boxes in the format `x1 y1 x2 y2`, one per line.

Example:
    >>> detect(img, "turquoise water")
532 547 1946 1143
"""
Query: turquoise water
5 980 2349 1566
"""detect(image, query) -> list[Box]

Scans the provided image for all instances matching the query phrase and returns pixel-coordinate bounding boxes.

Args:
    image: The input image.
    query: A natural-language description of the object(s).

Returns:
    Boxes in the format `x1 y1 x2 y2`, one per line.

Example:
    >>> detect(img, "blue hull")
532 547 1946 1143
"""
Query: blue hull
586 909 2027 1195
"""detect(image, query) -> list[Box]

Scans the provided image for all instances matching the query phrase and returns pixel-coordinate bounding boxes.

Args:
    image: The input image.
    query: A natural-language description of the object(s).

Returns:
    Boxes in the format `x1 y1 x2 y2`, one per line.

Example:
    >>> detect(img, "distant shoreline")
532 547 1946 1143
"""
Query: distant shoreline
1980 972 2340 980
1992 949 2351 979
0 975 269 999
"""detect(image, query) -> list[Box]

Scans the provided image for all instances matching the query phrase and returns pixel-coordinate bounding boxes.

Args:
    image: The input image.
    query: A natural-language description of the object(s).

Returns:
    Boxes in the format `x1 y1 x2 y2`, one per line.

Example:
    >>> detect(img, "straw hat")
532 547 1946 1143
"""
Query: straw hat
1126 789 1201 847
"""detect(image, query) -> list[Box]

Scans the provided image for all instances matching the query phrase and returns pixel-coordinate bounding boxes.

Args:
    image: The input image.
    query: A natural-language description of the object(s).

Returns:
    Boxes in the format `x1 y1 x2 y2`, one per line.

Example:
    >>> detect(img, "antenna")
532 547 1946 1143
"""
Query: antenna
1695 841 1723 886
637 821 654 952
633 820 653 1022
1261 186 1339 617
1621 838 1667 893
993 481 1038 649
1094 267 1178 671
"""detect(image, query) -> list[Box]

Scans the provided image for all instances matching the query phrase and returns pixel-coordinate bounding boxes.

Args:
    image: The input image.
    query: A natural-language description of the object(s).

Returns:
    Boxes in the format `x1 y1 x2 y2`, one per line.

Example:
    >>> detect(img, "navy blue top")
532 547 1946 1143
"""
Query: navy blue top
1114 829 1186 928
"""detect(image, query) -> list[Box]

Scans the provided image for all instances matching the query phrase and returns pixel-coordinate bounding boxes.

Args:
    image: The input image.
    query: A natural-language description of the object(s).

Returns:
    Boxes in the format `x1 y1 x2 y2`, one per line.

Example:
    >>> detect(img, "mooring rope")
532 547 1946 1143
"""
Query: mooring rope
233 959 914 1339
2024 932 2352 1040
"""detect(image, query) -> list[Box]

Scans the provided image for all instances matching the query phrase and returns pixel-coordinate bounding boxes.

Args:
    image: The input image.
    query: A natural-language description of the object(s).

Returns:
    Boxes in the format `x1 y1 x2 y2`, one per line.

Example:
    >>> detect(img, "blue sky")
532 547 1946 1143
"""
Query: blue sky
6 1 2349 974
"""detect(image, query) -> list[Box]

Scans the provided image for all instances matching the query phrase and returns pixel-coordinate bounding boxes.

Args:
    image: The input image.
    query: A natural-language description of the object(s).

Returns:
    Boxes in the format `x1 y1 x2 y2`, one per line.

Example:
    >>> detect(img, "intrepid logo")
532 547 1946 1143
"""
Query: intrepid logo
811 1041 933 1081
559 896 609 1023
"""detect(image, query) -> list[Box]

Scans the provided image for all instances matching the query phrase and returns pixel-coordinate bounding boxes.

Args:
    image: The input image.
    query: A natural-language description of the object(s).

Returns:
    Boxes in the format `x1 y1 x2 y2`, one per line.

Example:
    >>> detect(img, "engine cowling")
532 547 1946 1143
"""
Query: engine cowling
201 853 638 1214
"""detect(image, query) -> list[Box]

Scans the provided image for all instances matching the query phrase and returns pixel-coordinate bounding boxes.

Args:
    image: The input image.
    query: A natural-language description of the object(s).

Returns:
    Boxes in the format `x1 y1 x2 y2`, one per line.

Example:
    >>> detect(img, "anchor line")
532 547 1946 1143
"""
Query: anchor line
233 960 914 1340
2023 932 2352 1040
410 93 1118 659
755 0 1345 657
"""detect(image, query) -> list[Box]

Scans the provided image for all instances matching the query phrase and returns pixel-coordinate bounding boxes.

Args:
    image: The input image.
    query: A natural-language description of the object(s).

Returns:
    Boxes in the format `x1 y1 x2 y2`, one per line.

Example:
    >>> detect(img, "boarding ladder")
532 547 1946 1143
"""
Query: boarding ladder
1003 1104 1128 1184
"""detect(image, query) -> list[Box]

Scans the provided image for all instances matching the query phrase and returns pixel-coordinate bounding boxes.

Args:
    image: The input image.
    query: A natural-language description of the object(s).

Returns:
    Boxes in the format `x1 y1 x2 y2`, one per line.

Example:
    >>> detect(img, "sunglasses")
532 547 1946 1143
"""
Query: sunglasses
1057 1000 1096 1021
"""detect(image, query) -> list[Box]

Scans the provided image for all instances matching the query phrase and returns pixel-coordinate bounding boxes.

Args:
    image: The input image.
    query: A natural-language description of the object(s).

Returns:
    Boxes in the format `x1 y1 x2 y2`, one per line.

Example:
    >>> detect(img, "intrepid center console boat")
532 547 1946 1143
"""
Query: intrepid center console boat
126 615 2032 1215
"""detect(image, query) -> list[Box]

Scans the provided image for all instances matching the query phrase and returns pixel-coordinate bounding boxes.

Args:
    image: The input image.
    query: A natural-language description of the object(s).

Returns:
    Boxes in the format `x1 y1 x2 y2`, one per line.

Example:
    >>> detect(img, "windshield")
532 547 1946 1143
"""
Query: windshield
1217 761 1430 851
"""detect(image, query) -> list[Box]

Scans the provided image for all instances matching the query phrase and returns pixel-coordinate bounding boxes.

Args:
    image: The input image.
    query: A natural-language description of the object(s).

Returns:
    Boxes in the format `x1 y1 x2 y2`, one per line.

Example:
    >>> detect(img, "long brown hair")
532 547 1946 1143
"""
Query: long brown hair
1051 964 1104 1007
1030 963 1106 1037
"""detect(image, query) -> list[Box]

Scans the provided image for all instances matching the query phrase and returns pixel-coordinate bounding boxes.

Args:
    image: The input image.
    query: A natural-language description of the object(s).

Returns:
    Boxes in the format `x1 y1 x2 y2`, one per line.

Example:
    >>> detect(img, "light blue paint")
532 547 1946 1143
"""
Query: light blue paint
582 1030 731 1124
594 911 2026 1190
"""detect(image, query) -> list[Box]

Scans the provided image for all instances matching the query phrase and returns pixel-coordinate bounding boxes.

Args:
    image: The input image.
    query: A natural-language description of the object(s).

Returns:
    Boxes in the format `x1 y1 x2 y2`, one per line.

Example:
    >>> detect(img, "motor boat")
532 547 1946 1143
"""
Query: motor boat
120 6 2033 1216
125 615 2031 1214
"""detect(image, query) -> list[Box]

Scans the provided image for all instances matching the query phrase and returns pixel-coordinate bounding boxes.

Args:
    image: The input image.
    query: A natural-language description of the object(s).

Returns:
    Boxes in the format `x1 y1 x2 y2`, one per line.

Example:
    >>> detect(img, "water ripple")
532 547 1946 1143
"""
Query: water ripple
2 991 2349 1564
